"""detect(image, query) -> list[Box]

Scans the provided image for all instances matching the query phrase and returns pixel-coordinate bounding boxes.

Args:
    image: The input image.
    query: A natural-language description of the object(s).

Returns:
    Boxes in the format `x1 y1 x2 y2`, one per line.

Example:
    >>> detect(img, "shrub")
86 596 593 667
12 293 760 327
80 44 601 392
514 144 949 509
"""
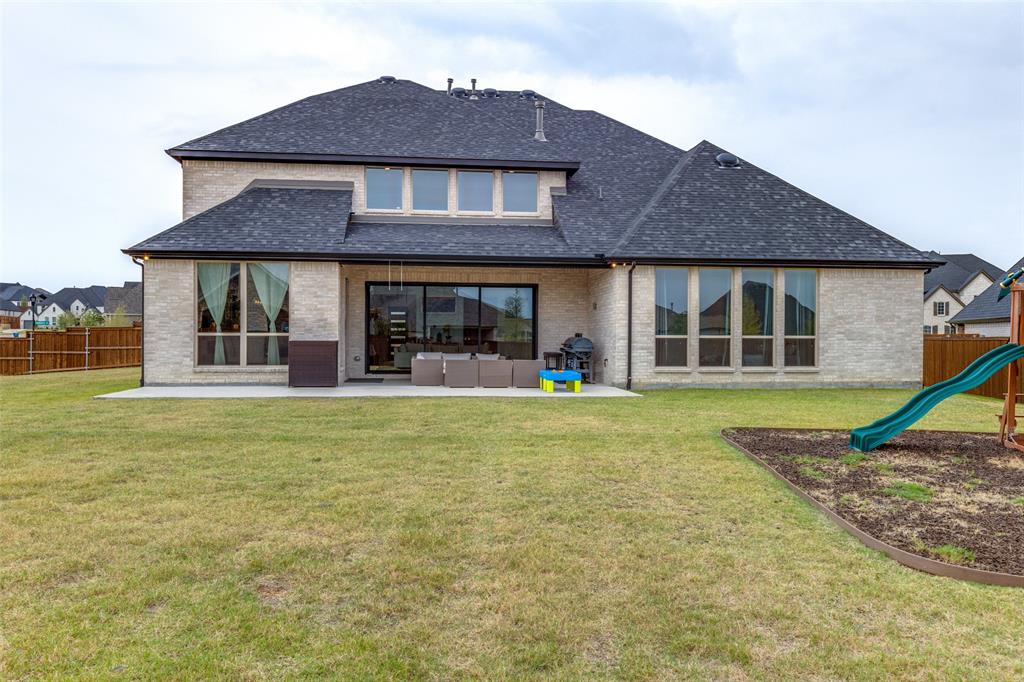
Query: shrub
80 309 105 327
106 305 131 327
56 310 79 329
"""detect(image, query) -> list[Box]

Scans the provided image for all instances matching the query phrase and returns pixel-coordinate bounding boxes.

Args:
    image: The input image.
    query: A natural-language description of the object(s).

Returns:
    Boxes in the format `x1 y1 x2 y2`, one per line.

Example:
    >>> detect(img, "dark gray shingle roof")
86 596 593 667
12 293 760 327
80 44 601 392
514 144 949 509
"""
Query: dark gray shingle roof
170 79 577 168
128 181 576 261
923 252 1004 299
951 255 1024 324
48 286 107 311
129 184 352 255
132 78 939 267
611 141 935 265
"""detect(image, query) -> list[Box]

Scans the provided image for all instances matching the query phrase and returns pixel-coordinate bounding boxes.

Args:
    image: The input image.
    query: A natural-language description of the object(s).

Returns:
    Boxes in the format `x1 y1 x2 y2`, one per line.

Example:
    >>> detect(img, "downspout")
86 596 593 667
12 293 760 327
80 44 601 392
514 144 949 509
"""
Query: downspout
626 262 636 390
131 256 145 387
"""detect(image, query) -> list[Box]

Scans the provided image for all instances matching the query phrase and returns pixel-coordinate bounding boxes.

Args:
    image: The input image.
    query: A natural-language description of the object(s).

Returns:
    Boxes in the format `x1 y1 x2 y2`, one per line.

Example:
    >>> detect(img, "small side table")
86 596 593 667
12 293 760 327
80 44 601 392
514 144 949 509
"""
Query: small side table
539 369 582 393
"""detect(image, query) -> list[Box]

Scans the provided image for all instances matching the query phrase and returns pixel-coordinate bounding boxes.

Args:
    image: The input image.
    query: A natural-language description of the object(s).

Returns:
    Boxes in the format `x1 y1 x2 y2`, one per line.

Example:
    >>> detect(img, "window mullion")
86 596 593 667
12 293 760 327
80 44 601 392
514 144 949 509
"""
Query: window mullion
240 262 247 366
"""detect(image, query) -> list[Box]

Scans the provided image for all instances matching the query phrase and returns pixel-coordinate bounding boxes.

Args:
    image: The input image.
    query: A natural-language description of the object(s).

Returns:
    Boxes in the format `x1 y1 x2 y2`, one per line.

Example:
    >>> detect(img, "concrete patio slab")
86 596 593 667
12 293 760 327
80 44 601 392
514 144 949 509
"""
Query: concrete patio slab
96 383 640 399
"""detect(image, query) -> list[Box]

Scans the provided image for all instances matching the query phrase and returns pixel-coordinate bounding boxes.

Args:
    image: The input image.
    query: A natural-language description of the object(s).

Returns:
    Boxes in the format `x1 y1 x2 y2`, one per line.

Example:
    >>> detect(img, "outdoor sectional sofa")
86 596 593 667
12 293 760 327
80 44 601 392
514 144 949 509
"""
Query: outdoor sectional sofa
412 353 543 389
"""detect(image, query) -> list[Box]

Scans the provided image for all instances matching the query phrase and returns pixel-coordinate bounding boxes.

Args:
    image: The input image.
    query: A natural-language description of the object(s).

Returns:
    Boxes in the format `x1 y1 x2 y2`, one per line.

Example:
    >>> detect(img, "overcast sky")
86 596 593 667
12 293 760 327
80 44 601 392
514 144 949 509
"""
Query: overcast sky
2 1 1022 292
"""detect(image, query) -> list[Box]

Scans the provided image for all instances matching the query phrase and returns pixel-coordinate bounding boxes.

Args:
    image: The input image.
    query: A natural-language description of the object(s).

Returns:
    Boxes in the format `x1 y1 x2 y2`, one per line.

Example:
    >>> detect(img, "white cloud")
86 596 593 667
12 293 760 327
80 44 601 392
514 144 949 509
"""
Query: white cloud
1 1 1021 292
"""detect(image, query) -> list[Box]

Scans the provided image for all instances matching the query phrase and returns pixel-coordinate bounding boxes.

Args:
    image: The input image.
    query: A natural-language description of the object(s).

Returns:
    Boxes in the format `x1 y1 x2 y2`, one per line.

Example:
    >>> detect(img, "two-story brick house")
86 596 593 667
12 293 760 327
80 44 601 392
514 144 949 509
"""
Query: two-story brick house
921 251 1003 335
125 76 937 388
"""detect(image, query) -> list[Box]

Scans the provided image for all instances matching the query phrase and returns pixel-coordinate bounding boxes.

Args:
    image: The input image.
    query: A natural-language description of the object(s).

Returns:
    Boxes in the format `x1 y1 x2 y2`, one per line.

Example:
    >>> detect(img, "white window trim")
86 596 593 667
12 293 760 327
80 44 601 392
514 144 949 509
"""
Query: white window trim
782 268 818 369
697 267 733 368
362 166 542 218
654 266 689 369
410 167 451 215
194 261 291 368
740 268 775 368
364 167 406 214
500 170 541 216
456 169 498 216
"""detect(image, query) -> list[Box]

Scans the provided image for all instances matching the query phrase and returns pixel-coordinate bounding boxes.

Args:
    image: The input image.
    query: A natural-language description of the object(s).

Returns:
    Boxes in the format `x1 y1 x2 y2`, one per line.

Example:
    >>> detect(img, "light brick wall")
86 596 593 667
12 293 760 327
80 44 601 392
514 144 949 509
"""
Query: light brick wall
959 273 994 305
963 321 1011 337
142 258 340 385
182 160 363 219
341 265 590 379
623 266 923 389
144 258 922 388
587 267 628 385
181 160 564 221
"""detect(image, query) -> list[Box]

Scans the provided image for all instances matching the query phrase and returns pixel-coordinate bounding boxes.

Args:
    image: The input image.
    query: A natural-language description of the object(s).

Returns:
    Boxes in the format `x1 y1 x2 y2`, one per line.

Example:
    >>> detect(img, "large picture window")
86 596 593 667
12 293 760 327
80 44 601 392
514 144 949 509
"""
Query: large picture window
412 169 449 211
197 262 289 366
457 171 494 212
502 171 538 213
366 167 404 210
741 269 774 367
699 268 731 367
784 269 816 366
367 283 535 372
655 268 688 367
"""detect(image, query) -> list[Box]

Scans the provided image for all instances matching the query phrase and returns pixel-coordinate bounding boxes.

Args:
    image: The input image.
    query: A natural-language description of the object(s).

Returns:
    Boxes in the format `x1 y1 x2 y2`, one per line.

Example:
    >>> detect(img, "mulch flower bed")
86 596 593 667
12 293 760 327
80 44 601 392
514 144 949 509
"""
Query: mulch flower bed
724 428 1024 576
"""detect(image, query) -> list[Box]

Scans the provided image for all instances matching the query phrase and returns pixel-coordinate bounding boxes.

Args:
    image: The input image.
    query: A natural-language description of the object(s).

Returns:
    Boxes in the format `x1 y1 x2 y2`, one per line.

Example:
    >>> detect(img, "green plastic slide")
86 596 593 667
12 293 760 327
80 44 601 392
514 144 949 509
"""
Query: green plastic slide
849 343 1024 452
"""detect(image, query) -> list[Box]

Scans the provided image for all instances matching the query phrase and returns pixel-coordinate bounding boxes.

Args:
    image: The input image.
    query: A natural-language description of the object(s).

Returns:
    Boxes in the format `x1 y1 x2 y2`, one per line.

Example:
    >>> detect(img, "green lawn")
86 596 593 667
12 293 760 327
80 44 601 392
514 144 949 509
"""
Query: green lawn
1 369 1022 680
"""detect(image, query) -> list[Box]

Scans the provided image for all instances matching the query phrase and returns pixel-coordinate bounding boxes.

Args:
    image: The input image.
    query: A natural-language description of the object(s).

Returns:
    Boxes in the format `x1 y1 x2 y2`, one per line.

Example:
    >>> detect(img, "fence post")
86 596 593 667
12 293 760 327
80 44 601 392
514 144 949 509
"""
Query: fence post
85 327 90 371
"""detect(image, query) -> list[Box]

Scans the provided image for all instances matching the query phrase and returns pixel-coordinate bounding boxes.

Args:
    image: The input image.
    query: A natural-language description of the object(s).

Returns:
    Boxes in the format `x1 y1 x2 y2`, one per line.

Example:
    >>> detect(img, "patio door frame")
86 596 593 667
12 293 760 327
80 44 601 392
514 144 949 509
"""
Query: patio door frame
364 281 539 374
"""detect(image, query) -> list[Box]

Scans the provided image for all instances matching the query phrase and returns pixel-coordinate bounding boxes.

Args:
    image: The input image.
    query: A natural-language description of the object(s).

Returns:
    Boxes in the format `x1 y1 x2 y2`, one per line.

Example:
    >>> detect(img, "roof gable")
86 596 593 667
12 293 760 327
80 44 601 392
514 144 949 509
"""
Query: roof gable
951 255 1024 324
923 251 1003 297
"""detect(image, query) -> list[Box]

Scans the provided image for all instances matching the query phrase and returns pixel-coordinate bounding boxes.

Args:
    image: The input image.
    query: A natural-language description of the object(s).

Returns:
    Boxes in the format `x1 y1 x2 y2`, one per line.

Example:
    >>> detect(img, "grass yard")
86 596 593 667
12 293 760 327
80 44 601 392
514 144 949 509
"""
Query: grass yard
2 369 1023 680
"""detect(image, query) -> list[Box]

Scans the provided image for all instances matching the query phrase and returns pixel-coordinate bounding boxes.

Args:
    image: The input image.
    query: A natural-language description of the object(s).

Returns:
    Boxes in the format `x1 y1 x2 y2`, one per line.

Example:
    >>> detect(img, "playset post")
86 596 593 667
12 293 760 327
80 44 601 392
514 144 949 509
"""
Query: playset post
999 278 1023 452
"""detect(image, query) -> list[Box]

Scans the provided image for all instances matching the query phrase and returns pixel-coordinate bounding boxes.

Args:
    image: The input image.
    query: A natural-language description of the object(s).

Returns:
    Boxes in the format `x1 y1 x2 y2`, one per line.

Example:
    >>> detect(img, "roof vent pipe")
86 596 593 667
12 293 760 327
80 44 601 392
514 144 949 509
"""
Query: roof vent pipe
534 100 547 142
446 77 453 95
470 78 478 99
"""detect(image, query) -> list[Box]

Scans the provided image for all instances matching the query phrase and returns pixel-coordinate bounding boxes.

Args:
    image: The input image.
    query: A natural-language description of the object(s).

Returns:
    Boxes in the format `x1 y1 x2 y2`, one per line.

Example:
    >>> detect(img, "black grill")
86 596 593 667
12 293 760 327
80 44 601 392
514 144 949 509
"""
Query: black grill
560 333 593 382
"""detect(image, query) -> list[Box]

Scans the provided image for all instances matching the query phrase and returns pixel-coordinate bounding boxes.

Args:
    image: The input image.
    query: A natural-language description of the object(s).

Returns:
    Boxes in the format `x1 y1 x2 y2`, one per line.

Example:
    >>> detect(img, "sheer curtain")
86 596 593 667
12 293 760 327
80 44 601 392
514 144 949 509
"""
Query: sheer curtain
249 263 289 364
198 263 232 365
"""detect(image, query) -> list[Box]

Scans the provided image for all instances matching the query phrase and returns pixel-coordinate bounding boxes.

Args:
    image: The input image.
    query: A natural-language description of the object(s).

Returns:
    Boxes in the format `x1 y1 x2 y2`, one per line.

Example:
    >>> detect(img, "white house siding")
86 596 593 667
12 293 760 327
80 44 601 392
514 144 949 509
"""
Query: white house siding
922 289 962 334
181 159 565 222
962 321 1011 337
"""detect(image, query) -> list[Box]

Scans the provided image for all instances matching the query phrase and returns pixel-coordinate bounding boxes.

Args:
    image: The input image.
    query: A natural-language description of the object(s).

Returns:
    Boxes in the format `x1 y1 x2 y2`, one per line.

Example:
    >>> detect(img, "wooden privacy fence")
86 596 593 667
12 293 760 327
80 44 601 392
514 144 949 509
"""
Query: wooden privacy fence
0 326 141 376
923 335 1024 399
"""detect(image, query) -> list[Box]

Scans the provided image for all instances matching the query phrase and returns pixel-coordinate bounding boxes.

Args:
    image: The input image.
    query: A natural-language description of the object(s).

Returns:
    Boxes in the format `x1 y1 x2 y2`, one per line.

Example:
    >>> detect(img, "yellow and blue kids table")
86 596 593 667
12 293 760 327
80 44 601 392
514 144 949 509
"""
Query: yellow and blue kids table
539 369 582 393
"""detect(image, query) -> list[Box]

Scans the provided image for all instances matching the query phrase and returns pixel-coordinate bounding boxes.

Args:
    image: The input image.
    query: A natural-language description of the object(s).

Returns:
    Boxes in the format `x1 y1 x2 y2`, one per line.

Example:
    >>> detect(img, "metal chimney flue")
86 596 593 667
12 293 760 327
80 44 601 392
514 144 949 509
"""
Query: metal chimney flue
534 100 547 142
470 78 478 99
446 77 453 95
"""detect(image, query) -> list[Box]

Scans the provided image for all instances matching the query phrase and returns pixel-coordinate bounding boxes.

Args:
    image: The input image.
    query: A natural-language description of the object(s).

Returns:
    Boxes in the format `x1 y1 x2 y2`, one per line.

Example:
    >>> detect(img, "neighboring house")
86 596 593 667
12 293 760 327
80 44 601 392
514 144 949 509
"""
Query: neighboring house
103 281 143 324
0 299 24 326
18 286 108 328
0 282 48 306
125 76 938 388
921 252 1004 335
950 255 1024 337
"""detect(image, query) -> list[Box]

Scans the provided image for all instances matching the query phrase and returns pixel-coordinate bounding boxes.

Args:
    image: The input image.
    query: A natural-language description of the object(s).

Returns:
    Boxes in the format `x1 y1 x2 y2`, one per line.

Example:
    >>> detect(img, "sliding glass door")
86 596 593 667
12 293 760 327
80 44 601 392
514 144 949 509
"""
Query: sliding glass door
366 283 536 372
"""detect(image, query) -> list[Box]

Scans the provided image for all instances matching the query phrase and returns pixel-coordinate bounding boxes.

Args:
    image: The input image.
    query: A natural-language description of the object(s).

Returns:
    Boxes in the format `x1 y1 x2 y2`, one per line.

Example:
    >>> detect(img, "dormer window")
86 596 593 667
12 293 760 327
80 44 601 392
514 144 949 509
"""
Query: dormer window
457 170 494 212
502 171 538 213
363 166 548 217
366 167 403 210
412 169 449 211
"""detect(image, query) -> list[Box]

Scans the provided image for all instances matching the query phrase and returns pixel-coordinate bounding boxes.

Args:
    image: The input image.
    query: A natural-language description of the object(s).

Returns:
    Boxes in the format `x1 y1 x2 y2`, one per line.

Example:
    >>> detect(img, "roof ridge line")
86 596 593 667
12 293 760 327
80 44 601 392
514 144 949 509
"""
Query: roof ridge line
609 143 702 255
168 80 381 154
